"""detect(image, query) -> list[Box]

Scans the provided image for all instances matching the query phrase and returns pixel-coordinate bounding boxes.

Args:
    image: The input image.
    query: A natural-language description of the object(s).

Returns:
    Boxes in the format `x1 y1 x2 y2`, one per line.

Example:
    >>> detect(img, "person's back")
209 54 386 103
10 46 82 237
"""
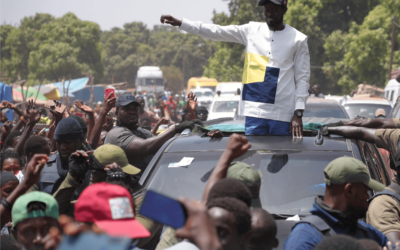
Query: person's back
313 235 366 250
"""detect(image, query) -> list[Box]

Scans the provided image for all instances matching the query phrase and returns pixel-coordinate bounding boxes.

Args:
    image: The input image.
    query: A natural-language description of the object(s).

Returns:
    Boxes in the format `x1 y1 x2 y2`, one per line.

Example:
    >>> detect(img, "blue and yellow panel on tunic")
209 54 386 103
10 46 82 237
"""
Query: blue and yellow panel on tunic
242 53 280 104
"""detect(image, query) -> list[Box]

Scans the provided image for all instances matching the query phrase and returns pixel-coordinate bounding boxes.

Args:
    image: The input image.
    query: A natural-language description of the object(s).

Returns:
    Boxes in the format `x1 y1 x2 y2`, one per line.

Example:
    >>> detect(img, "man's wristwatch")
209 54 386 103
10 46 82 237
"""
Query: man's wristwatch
294 110 303 118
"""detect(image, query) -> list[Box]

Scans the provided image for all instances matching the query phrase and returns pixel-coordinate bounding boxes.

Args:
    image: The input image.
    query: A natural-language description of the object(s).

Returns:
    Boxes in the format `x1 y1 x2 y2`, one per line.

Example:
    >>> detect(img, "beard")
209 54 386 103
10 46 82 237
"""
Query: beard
265 15 284 28
346 203 367 220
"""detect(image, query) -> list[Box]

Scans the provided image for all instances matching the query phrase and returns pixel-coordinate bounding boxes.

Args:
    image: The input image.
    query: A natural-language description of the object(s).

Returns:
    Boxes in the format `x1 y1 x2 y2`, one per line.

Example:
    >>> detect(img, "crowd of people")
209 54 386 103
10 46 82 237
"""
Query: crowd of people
1 90 400 250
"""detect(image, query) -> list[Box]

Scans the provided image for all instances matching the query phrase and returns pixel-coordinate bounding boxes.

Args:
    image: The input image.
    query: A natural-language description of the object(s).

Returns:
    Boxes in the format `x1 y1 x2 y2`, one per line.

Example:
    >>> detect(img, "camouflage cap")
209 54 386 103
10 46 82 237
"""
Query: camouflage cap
324 157 385 191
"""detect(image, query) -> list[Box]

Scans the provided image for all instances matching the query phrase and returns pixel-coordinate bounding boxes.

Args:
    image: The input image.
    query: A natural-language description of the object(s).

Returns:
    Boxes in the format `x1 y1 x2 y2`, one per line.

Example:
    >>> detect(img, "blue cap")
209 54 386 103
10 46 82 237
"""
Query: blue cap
116 93 141 109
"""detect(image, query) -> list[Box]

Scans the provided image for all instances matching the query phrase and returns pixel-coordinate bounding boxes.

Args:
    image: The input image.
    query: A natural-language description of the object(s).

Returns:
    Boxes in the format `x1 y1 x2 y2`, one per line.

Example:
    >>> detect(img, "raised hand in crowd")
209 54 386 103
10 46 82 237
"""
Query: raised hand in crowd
14 100 42 156
6 100 24 118
152 117 170 135
158 98 166 118
175 197 221 250
75 100 95 140
89 92 116 149
0 120 12 151
201 133 251 203
0 154 49 228
187 92 197 120
69 150 92 181
0 111 7 123
102 119 114 132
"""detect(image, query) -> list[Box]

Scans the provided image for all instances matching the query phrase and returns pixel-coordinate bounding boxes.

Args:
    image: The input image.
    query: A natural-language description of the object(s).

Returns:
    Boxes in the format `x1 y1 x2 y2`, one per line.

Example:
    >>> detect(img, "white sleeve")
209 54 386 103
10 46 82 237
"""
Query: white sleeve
180 18 250 45
165 241 200 250
293 37 310 111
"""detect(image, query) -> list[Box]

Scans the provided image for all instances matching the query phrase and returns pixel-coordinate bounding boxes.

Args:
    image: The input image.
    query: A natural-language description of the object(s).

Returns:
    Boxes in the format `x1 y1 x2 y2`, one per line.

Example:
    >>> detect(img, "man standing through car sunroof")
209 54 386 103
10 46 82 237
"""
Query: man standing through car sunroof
160 0 310 139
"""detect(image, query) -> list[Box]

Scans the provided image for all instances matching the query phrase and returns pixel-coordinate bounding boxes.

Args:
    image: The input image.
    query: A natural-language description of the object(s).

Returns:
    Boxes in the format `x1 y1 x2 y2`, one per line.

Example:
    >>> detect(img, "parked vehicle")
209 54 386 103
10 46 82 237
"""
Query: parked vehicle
304 97 349 119
384 78 400 106
192 88 215 110
208 96 240 120
342 96 392 119
139 118 390 250
215 82 242 97
187 77 218 93
136 66 164 96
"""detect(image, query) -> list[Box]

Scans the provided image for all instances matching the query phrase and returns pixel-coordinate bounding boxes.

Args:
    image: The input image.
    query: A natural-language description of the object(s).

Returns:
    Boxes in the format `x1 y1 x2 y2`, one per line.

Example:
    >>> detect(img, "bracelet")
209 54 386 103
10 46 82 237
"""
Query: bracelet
1 198 13 211
20 116 27 123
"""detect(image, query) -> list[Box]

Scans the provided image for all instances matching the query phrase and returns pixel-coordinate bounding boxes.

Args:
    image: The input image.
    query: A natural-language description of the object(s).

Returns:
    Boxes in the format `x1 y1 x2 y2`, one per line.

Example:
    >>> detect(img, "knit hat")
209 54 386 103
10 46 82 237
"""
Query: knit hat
54 117 83 140
70 115 88 133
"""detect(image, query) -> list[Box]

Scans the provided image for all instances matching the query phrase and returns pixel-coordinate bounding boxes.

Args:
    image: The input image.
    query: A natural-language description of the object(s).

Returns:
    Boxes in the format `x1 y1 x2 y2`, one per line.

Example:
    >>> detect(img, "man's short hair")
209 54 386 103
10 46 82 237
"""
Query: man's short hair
0 149 22 171
207 178 252 207
4 131 22 149
207 197 251 235
358 239 381 250
314 235 365 250
249 208 277 247
24 136 50 158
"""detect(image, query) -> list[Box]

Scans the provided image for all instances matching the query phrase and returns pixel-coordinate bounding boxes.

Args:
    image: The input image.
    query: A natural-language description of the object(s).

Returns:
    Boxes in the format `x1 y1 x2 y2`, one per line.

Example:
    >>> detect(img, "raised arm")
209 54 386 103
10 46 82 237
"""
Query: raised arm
90 93 116 149
160 15 249 45
187 93 197 121
74 100 95 140
14 100 42 157
151 117 170 135
201 134 251 203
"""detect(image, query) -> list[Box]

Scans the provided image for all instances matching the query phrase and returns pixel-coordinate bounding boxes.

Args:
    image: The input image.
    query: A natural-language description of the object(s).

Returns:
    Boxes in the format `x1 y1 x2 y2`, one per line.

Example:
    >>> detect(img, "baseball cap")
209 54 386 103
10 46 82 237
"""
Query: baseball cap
116 93 141 109
12 192 59 228
227 162 262 208
259 0 288 6
324 157 385 191
75 183 150 239
375 108 386 118
94 144 141 175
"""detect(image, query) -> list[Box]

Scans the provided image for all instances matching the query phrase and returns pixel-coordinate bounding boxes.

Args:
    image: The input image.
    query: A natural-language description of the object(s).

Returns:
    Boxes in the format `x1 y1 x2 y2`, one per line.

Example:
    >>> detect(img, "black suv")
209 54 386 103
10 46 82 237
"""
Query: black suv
139 118 390 250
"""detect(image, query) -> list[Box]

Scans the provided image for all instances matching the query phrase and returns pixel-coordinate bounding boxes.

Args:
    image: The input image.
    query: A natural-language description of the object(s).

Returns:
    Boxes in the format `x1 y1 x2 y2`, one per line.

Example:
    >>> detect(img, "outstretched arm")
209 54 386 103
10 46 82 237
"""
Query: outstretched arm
327 126 376 143
160 15 249 45
343 119 396 129
201 134 251 203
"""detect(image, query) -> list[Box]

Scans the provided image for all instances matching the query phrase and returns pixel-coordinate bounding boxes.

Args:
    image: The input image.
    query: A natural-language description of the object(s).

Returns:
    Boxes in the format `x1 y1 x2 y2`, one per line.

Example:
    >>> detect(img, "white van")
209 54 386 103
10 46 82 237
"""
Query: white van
215 82 243 97
384 79 400 106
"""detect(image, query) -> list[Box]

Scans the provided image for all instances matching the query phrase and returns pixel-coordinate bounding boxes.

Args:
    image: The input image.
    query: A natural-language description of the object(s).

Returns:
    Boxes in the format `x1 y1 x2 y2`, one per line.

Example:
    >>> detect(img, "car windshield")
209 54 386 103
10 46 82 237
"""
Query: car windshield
212 101 239 112
304 104 348 118
145 150 353 215
194 91 213 97
344 103 392 119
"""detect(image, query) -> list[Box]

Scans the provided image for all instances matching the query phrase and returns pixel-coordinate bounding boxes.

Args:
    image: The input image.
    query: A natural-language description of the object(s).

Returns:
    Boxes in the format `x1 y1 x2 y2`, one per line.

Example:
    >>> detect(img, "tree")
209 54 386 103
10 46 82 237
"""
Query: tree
161 66 183 93
28 13 104 83
1 14 54 83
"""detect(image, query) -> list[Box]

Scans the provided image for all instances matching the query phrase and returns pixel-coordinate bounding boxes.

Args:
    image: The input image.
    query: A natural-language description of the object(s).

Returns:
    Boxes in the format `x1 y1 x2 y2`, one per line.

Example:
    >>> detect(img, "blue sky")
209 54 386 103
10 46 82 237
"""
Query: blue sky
0 0 229 30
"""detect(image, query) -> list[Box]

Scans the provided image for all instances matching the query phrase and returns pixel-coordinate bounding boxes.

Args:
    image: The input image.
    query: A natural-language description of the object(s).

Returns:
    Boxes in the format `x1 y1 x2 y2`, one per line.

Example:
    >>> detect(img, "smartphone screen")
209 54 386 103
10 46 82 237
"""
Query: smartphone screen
139 190 187 229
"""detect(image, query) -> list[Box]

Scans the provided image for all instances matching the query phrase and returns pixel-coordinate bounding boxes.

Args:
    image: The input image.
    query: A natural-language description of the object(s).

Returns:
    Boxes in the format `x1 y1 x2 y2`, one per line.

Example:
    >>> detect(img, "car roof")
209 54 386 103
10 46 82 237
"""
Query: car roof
343 97 391 105
306 97 340 104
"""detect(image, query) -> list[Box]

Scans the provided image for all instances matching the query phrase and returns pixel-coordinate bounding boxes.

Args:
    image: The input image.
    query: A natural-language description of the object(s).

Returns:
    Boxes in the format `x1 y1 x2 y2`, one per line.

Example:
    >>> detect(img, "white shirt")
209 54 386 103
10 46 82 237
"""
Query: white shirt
180 18 310 122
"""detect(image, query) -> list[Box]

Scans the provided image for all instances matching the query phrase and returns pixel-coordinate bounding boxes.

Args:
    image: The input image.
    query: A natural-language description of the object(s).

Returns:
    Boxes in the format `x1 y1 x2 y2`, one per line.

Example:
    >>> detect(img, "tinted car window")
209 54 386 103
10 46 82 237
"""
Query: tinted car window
344 104 392 119
145 150 353 216
304 104 348 119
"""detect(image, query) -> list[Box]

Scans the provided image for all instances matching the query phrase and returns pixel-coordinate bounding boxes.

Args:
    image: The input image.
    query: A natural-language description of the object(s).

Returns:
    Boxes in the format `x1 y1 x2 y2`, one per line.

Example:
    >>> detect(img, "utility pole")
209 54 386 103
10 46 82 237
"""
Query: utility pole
182 44 185 91
389 16 396 80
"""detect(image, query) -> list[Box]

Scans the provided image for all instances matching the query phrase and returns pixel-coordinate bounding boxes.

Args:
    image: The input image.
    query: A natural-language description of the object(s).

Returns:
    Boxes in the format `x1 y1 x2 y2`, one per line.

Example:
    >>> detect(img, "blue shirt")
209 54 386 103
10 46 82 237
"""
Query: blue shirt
284 201 389 250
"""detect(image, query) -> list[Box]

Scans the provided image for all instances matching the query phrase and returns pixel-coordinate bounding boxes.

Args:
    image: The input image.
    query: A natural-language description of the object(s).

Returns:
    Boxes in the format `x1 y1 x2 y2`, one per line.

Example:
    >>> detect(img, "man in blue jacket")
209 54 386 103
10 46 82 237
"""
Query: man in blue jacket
284 157 389 249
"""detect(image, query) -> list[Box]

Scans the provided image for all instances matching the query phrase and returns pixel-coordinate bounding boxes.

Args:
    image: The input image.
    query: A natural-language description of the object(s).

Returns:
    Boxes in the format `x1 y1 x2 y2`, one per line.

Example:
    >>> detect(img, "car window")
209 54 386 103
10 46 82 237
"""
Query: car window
194 91 203 97
365 143 391 186
395 105 400 118
144 150 353 216
344 104 392 119
212 101 239 113
304 106 348 119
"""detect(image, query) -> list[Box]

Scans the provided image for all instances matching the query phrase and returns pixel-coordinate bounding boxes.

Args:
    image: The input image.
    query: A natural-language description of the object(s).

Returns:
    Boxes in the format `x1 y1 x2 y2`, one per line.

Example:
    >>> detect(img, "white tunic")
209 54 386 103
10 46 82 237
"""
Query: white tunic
180 18 310 122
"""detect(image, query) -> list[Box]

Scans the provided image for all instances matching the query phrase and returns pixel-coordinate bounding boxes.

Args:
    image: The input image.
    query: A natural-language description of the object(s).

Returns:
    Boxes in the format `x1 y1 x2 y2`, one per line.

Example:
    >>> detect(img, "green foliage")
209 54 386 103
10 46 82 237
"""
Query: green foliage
161 66 183 93
28 13 103 83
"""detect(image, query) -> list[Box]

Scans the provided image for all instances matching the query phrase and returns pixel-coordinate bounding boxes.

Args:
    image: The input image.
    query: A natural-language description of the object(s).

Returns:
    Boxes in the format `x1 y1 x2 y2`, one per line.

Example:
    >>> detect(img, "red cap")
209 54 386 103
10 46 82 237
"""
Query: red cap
75 183 150 239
